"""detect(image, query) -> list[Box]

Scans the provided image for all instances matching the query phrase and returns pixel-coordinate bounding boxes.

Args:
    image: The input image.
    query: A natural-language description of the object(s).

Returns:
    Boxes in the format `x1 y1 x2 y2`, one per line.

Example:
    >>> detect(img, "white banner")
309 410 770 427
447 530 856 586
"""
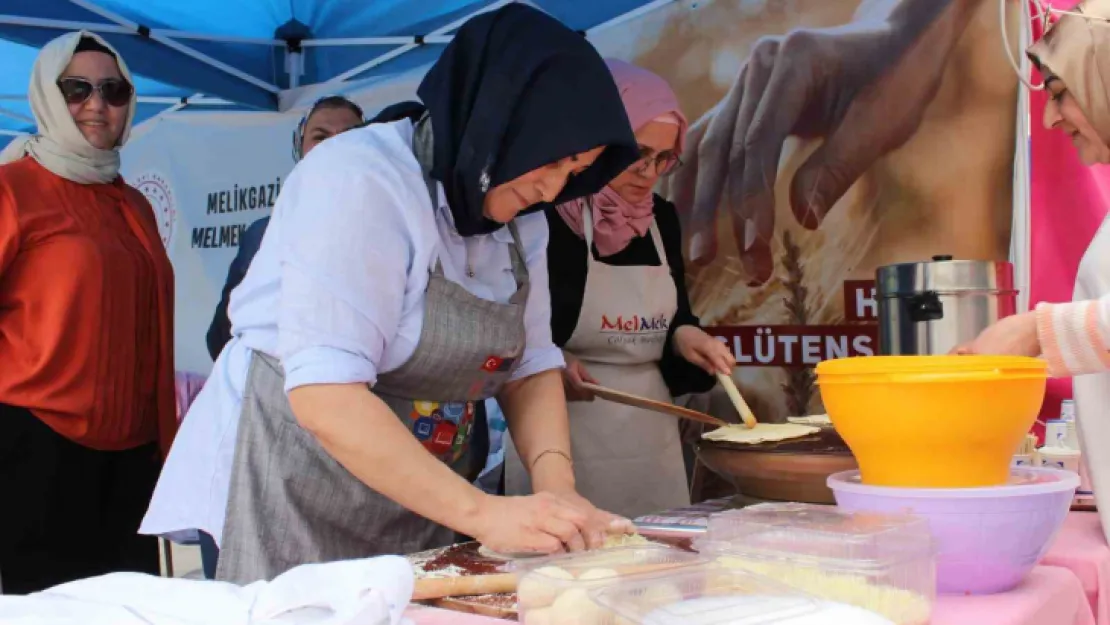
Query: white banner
121 112 297 374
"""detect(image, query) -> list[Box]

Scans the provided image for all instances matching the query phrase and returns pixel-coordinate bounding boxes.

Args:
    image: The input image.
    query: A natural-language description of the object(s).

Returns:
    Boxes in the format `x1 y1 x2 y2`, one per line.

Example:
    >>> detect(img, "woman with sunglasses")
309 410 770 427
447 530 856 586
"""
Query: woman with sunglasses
954 0 1110 543
0 32 174 593
504 60 734 519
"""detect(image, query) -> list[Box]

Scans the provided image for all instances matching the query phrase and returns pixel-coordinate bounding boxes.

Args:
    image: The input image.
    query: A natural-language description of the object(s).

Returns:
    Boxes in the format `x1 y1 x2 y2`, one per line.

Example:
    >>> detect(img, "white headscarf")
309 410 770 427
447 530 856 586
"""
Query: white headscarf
0 31 136 184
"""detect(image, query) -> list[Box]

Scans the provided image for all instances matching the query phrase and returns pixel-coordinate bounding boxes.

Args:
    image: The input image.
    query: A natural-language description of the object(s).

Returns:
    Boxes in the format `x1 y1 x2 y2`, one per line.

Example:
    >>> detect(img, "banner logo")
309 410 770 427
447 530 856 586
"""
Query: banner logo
134 171 177 248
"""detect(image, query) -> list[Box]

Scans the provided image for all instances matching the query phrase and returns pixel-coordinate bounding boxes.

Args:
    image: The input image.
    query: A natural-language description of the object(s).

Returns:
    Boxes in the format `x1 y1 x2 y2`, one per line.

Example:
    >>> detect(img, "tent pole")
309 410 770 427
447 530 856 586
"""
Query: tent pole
0 107 33 125
64 0 282 95
323 0 516 85
300 35 453 47
0 15 131 33
0 15 281 45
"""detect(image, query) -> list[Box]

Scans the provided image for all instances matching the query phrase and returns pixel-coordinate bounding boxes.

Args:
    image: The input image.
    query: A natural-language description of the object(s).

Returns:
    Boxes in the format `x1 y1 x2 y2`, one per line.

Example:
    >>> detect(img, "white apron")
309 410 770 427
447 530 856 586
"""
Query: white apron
505 203 690 519
1072 215 1110 543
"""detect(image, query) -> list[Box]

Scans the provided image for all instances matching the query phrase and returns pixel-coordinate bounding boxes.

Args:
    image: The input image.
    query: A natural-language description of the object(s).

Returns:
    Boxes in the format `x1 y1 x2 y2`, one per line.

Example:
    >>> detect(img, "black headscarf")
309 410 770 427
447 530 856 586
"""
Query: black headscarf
416 4 640 236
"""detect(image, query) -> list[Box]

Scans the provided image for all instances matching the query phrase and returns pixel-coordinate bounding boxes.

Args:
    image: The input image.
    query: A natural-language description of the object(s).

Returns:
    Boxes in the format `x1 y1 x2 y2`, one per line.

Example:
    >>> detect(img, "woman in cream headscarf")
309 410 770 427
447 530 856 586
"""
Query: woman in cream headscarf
957 0 1110 544
0 31 175 593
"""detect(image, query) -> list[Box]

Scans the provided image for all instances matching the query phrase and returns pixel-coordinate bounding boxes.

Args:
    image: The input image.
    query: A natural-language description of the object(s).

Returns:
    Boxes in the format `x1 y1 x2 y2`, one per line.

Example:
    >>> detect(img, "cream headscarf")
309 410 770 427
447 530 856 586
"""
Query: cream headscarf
1027 0 1110 144
0 30 136 184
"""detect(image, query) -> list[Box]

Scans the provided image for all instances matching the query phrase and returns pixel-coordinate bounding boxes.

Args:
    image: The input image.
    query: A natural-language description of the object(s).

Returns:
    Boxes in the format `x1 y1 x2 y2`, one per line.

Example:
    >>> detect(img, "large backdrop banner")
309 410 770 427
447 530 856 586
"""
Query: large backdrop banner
123 0 1108 431
121 113 296 375
594 0 1025 421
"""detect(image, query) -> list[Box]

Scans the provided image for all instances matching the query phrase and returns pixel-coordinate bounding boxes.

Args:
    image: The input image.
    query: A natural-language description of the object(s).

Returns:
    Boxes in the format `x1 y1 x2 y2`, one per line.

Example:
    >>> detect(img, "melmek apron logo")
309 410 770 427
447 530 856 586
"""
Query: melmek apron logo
599 313 670 345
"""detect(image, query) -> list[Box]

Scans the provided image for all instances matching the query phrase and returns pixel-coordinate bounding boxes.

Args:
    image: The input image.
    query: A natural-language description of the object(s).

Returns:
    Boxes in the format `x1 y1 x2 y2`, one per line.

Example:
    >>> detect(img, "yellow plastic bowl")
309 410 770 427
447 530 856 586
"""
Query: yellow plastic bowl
816 355 1047 488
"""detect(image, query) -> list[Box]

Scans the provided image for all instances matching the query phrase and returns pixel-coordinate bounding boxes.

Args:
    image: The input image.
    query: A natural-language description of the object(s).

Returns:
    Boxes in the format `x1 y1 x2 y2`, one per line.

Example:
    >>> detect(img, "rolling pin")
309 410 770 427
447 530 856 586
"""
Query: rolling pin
716 372 758 429
414 573 517 600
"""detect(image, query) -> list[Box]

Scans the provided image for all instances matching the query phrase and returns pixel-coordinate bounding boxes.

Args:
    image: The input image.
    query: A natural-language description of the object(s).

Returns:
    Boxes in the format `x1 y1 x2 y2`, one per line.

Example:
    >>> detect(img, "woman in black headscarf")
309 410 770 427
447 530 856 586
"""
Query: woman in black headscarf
142 4 640 584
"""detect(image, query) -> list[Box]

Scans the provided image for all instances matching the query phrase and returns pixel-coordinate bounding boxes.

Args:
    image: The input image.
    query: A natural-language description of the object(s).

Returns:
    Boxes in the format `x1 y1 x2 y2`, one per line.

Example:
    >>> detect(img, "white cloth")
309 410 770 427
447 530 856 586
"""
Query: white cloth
0 555 413 625
0 30 136 183
1071 215 1110 544
141 119 563 545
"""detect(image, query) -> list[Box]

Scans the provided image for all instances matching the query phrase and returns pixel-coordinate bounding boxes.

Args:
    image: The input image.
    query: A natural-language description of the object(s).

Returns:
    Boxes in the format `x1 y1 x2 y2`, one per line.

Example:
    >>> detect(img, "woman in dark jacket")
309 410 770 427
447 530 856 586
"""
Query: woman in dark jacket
505 59 734 519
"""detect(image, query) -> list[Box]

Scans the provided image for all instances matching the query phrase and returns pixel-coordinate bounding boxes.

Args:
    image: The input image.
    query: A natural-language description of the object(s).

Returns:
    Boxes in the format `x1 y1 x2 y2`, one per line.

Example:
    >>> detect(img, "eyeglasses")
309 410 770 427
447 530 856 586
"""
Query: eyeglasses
56 77 134 107
631 147 681 176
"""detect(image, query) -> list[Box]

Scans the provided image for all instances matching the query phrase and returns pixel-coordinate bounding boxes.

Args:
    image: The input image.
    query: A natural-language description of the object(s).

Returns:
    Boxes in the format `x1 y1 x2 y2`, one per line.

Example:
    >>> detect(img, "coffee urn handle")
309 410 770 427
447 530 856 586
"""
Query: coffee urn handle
907 291 944 322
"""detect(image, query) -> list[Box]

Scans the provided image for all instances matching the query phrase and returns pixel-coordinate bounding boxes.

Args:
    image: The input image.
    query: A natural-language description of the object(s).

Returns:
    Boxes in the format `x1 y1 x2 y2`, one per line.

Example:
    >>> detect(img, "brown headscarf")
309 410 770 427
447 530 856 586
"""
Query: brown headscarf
1028 0 1110 143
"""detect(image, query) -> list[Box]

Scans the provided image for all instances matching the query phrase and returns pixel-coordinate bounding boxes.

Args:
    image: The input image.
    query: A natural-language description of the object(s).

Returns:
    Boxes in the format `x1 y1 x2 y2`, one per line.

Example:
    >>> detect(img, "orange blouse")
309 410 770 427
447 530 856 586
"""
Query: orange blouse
0 157 177 455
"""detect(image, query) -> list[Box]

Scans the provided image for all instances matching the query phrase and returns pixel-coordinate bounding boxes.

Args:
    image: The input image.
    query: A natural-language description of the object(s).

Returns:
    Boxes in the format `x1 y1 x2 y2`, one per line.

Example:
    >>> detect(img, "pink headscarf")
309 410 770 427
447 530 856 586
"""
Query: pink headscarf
556 59 688 257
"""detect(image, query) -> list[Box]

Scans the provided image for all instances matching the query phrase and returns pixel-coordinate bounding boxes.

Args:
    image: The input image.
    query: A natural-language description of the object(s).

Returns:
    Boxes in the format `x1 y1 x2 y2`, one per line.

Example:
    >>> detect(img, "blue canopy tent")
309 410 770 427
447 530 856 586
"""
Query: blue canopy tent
0 0 674 149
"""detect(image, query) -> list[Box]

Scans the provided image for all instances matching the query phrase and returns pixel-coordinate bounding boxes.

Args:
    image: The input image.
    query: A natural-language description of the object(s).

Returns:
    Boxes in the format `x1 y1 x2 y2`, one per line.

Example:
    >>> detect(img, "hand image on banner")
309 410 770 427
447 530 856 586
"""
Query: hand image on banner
593 0 1023 421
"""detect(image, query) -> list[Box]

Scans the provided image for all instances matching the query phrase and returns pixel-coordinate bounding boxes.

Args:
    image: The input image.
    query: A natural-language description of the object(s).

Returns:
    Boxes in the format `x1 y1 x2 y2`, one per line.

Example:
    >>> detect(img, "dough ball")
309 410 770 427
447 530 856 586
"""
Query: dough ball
551 588 604 625
523 607 552 625
578 568 619 581
518 566 575 609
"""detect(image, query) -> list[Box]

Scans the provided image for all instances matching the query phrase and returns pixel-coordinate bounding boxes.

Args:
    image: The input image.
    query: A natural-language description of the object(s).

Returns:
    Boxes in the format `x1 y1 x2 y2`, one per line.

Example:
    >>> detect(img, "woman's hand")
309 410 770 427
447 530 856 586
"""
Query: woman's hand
562 351 597 401
469 491 633 554
673 325 735 375
951 311 1041 357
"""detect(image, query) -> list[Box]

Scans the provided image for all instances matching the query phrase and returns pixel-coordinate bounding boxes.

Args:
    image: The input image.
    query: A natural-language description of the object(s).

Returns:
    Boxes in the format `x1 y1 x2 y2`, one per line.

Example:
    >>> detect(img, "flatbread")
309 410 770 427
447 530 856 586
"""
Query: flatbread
478 533 651 561
787 414 832 427
702 423 820 445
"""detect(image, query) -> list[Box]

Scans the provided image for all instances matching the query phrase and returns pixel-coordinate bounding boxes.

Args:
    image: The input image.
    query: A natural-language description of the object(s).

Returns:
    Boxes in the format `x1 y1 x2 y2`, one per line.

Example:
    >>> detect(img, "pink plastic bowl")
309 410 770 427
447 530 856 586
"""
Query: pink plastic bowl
828 468 1078 595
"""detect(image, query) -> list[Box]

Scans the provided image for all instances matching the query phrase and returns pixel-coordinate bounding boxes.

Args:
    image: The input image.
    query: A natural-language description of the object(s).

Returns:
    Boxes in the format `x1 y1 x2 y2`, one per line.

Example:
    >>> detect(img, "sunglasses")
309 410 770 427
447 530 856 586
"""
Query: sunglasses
56 77 134 107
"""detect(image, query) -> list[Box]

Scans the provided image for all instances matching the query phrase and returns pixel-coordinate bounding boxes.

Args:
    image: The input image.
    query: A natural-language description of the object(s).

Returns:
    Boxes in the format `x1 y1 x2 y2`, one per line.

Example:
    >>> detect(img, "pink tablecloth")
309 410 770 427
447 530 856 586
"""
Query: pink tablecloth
405 605 507 624
1044 512 1110 625
933 566 1094 625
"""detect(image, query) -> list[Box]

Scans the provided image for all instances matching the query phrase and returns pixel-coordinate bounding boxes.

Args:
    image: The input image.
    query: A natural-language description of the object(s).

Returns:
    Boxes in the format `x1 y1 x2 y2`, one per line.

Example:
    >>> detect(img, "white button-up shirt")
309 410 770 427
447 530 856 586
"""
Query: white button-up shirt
141 120 563 545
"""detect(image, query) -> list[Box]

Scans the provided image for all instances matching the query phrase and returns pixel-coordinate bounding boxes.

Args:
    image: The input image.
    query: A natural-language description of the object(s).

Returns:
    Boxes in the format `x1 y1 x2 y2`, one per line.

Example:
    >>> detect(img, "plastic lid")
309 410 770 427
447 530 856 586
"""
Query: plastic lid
700 503 932 567
827 467 1080 498
815 355 1046 377
511 544 706 578
592 565 895 625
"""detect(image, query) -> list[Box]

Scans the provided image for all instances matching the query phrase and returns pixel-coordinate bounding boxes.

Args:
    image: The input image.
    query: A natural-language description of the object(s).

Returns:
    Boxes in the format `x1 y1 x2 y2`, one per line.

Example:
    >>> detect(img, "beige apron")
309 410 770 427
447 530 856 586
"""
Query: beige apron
1072 216 1110 544
505 202 690 519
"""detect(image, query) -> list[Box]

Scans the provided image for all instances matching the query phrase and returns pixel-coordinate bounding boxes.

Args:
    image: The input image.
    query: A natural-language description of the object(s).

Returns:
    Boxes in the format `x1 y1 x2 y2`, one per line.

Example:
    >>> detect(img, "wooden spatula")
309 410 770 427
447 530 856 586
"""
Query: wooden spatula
716 372 758 429
580 382 727 427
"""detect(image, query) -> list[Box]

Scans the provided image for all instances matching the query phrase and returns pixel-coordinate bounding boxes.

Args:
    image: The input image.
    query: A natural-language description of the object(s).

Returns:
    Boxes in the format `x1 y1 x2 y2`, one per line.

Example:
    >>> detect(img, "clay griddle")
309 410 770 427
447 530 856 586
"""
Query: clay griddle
700 424 852 455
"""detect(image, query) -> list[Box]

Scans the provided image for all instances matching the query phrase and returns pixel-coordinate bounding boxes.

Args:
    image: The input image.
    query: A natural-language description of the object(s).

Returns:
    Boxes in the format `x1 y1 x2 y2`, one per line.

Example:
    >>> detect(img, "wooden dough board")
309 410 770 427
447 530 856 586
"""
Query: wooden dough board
407 542 517 620
406 537 698 620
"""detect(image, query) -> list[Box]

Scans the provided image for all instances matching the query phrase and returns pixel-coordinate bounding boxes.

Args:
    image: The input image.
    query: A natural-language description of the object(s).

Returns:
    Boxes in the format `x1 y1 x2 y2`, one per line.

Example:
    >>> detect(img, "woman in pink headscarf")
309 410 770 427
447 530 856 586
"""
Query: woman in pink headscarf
504 59 734 518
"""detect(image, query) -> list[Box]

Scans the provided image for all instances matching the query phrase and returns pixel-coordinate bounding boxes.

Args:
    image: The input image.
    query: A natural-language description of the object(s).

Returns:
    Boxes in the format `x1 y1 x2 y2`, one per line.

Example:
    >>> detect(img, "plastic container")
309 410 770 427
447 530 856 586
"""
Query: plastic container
815 355 1047 488
512 544 707 624
694 503 934 625
829 467 1079 595
1038 446 1081 474
592 563 897 625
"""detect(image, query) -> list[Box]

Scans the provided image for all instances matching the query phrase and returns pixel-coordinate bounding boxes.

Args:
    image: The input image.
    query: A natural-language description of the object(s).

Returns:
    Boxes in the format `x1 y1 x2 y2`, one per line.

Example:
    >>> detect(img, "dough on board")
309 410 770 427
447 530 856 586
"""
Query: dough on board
479 533 652 560
702 423 820 445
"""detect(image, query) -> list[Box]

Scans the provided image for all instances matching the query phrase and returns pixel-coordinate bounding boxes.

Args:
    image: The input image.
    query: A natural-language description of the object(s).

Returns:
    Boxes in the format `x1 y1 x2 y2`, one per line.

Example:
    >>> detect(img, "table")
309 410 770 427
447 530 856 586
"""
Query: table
932 566 1094 625
405 512 1110 625
404 566 1094 625
405 605 507 624
1044 512 1110 625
